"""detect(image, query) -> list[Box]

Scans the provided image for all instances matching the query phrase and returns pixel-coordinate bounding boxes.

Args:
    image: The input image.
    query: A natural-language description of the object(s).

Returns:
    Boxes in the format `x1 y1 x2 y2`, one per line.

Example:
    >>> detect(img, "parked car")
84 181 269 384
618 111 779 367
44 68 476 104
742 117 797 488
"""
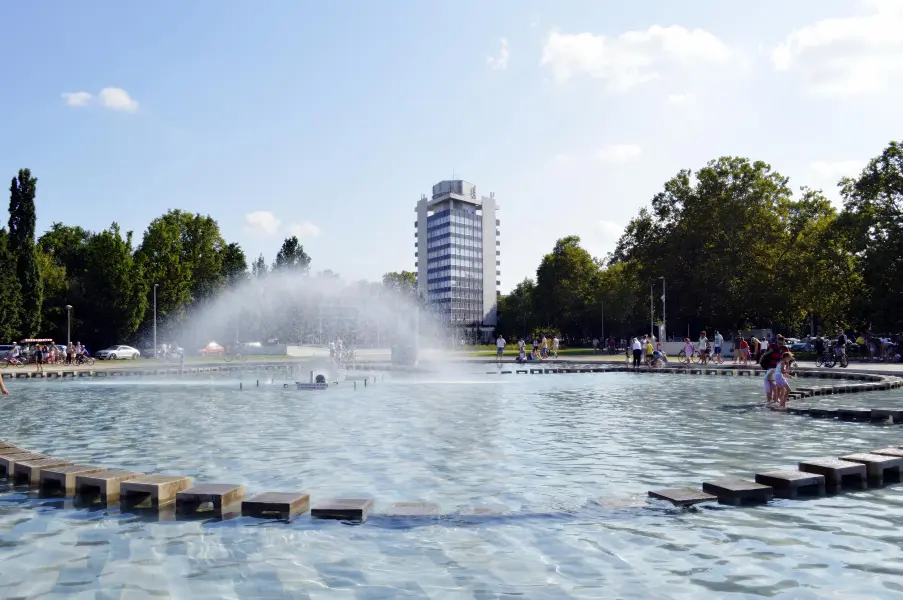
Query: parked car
0 345 12 358
96 345 141 360
199 342 225 356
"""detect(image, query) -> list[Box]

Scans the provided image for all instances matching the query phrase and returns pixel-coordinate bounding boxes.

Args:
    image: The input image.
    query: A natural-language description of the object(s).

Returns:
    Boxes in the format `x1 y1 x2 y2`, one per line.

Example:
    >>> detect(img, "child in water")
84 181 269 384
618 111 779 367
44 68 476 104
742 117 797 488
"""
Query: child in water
774 352 794 409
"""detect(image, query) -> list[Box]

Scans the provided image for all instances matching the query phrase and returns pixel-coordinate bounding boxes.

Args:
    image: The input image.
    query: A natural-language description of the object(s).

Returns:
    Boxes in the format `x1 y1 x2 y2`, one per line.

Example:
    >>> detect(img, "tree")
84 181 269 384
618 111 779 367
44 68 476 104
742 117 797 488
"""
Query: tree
251 254 268 279
272 236 311 272
534 236 600 338
220 242 248 287
135 210 233 329
381 271 417 298
77 224 147 348
0 229 21 341
496 278 537 339
8 169 43 336
838 141 903 330
36 249 70 343
38 222 91 274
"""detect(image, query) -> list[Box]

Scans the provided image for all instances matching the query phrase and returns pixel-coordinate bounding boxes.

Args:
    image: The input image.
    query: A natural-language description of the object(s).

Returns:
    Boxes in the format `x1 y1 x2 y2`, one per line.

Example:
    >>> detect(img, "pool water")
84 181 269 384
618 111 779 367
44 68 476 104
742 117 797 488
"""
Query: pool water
2 372 903 598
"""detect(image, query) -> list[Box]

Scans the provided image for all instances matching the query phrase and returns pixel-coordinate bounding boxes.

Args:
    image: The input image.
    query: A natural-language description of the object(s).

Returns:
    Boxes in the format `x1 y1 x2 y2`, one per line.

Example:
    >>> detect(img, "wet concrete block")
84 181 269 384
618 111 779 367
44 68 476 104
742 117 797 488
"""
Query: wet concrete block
120 475 193 509
871 448 903 458
755 470 825 499
838 407 872 422
839 453 903 486
384 502 441 517
13 458 73 486
647 488 717 507
799 459 867 493
311 498 374 522
809 408 839 419
242 491 310 520
871 409 903 423
177 483 246 516
0 452 48 477
701 478 774 506
39 465 105 496
786 407 809 416
75 469 144 503
459 504 511 516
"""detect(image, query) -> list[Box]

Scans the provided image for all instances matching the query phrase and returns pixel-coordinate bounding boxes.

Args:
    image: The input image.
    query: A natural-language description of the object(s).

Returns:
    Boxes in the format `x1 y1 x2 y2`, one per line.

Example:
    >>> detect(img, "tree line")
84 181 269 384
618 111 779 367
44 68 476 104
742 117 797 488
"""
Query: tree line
2 168 320 349
496 140 903 342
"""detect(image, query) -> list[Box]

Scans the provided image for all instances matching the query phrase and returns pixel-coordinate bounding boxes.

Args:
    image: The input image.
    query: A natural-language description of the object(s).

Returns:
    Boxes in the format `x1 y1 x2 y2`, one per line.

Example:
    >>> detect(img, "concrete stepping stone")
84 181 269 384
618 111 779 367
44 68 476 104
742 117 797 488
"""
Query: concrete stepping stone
647 488 717 507
75 469 144 504
838 407 872 421
459 504 511 516
786 407 809 416
871 448 903 458
13 458 72 486
871 409 903 423
799 459 867 493
39 465 105 496
177 483 246 516
0 452 48 477
242 491 310 521
808 408 839 419
839 453 903 486
701 478 774 506
384 502 440 517
311 498 374 522
120 475 193 509
754 470 825 499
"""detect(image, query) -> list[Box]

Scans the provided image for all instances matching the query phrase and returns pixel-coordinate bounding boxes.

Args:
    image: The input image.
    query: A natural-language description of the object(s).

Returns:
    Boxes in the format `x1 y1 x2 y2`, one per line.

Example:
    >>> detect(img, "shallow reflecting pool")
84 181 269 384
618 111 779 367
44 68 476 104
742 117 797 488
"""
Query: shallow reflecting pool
2 371 903 598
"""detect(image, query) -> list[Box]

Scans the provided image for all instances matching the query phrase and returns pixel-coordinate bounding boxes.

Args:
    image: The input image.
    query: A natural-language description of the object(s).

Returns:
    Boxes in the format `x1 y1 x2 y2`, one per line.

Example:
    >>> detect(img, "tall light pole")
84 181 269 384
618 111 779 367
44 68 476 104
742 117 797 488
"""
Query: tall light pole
659 276 666 343
650 283 654 339
153 284 158 359
65 305 73 346
600 299 604 346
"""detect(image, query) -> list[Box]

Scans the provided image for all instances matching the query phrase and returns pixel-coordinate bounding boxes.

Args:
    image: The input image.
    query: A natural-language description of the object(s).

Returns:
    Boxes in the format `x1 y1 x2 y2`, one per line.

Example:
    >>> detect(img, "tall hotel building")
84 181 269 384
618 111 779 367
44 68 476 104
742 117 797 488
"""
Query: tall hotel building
415 180 499 342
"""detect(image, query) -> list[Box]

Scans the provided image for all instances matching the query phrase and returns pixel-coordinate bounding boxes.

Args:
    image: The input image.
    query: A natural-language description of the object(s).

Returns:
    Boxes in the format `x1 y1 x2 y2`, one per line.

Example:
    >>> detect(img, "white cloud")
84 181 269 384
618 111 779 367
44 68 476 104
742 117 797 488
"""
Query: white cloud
286 221 321 239
61 92 93 107
540 26 732 92
667 92 695 105
596 144 642 162
98 87 139 112
487 38 510 70
772 1 903 95
808 160 865 193
244 211 282 237
580 219 624 259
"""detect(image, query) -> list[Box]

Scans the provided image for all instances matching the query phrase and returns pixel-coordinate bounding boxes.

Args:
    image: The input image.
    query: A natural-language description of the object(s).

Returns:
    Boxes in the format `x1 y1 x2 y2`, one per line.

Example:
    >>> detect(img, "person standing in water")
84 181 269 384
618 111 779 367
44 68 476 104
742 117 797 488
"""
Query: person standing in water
496 335 506 364
631 337 642 368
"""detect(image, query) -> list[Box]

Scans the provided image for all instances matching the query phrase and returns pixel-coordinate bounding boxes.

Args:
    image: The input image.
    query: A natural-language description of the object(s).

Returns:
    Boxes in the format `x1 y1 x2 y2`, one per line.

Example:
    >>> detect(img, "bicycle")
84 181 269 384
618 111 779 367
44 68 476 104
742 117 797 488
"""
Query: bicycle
0 356 26 368
677 349 701 363
814 350 835 368
75 354 96 366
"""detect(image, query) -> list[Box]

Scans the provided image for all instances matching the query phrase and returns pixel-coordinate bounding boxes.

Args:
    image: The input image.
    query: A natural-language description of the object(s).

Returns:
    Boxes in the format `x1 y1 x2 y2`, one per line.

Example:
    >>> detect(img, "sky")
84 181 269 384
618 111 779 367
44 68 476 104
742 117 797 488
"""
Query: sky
2 0 902 292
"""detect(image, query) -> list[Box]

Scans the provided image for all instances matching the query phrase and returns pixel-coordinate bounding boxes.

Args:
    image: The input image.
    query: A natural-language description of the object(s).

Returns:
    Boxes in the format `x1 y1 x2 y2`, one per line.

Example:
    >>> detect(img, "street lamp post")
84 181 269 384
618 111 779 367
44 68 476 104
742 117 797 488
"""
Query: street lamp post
153 284 158 359
659 276 666 343
65 305 73 346
650 283 654 339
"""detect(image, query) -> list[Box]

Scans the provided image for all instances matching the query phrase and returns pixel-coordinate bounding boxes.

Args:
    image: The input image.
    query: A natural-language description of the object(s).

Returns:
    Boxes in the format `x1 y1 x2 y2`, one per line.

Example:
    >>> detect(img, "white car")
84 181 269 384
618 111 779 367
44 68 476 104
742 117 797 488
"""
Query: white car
96 345 141 360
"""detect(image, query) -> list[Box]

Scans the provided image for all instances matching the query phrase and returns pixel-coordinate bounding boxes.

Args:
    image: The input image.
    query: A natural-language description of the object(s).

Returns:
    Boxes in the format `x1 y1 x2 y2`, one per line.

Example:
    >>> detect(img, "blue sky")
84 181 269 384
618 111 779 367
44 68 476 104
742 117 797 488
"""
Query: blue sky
2 0 901 291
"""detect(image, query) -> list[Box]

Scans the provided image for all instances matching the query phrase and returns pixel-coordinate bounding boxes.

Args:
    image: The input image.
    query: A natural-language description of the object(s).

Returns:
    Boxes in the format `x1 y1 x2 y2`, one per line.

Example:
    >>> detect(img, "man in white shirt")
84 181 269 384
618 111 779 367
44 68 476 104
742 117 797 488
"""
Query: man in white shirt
713 330 724 362
552 336 560 358
496 335 506 364
697 332 709 364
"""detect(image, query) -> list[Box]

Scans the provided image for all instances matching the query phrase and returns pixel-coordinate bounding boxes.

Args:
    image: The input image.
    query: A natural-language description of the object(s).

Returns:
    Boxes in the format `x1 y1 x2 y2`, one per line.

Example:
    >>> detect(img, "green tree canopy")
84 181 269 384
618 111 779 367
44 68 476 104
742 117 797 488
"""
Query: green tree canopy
272 236 311 272
8 168 43 336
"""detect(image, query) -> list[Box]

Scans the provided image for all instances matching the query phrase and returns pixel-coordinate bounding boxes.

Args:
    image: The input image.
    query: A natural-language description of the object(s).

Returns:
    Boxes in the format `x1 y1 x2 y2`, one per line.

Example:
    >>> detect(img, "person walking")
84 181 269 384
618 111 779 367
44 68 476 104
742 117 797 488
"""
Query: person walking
35 343 44 374
552 335 560 359
631 337 642 368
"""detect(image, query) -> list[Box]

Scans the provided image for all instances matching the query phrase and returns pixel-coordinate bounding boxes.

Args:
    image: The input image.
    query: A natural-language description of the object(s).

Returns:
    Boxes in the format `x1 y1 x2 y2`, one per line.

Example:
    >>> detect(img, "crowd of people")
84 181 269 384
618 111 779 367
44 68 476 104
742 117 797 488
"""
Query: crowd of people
494 335 561 364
